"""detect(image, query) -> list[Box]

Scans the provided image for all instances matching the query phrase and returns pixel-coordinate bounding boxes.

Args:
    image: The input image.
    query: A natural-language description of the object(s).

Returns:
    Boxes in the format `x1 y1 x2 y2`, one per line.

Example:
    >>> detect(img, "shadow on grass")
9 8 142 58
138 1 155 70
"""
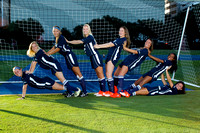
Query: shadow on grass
26 91 200 130
0 109 103 133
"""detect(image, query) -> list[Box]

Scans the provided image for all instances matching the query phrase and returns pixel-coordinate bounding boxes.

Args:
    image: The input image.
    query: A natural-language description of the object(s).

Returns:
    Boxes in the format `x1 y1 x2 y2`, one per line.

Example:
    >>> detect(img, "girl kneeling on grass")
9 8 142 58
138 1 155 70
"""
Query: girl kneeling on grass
13 66 81 100
120 67 185 97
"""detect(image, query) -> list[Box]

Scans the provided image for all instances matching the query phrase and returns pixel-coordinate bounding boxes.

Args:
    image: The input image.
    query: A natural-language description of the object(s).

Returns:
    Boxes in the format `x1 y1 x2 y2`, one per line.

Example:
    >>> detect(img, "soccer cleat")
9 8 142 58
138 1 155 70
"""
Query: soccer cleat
65 92 74 98
104 91 114 97
74 87 81 97
120 91 130 98
94 90 102 96
94 90 105 97
79 92 88 97
114 86 118 93
110 93 121 98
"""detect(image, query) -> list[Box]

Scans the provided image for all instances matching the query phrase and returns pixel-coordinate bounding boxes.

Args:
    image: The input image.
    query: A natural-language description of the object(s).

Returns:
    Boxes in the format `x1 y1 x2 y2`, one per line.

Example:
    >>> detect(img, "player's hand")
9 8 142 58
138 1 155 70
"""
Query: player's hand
93 44 99 49
166 66 172 71
25 70 31 74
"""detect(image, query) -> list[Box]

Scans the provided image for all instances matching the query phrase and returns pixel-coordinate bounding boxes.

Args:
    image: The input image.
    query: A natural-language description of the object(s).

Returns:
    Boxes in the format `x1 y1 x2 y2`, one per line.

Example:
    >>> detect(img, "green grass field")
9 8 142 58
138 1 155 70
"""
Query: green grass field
0 91 200 133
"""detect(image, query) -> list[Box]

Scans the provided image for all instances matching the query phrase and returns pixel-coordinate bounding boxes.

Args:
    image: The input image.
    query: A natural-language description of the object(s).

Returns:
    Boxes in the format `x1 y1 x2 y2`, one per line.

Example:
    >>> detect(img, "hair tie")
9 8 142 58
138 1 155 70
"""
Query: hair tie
13 66 21 70
53 27 60 31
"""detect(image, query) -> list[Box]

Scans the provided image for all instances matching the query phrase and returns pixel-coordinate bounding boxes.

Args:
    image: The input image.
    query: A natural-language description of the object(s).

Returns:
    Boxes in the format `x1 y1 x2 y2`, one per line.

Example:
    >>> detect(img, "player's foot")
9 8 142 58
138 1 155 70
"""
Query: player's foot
120 91 130 98
79 92 88 97
65 92 74 98
94 90 105 97
114 86 118 93
74 87 81 97
110 93 121 98
104 91 114 97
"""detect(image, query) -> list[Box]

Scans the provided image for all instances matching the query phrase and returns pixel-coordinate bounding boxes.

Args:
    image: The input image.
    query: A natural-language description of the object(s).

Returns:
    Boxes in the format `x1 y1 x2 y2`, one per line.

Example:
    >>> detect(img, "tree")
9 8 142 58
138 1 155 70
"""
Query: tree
0 18 44 49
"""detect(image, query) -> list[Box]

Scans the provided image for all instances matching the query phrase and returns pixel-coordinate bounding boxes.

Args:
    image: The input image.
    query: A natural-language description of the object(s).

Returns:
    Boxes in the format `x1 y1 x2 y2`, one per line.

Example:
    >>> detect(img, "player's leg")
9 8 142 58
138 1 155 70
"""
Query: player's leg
136 76 152 90
135 87 149 95
113 64 123 87
72 66 87 96
90 54 106 96
105 61 115 93
120 87 149 97
117 65 128 92
52 82 64 90
55 72 81 96
95 66 106 91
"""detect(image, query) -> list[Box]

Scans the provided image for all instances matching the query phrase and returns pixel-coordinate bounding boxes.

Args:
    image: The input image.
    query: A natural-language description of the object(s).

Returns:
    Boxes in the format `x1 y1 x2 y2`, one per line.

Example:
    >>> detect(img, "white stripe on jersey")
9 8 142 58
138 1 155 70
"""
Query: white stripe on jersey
30 77 50 86
94 54 100 64
89 42 97 55
41 57 58 69
113 47 120 61
130 56 144 69
150 91 159 95
153 66 170 78
63 45 70 52
69 54 75 64
158 90 172 94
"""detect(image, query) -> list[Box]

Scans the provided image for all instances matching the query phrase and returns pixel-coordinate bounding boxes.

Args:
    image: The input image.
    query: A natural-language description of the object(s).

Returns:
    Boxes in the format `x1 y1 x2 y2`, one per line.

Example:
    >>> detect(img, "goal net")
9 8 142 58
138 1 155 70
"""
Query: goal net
0 0 199 87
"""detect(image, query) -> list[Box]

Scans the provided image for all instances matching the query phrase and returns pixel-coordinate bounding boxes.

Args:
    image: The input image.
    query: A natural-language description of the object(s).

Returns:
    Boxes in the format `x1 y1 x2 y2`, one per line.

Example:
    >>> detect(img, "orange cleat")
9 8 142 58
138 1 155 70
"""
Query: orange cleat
110 93 121 98
120 91 130 98
114 86 118 93
94 90 105 97
104 91 114 97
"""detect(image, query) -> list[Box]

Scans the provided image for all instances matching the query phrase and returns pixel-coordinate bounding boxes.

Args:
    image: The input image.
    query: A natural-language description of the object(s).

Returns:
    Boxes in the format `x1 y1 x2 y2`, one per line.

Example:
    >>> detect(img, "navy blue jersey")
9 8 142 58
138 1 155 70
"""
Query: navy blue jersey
147 85 178 96
54 35 72 56
21 72 55 89
54 35 79 69
81 35 99 56
143 60 172 81
119 48 148 71
106 37 127 65
33 49 62 74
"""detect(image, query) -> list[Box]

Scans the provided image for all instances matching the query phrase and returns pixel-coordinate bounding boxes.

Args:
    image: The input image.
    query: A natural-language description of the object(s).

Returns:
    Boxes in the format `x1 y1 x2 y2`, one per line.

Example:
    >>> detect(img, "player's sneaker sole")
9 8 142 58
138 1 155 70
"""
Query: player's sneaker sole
74 87 81 97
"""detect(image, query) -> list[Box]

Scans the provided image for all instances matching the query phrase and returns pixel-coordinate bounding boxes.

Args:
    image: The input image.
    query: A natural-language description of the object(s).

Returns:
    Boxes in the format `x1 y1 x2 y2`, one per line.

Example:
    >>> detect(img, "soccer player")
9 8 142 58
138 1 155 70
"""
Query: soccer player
67 24 106 96
27 41 81 97
93 26 131 97
123 52 178 93
112 38 154 98
47 26 87 97
120 67 185 97
13 66 81 100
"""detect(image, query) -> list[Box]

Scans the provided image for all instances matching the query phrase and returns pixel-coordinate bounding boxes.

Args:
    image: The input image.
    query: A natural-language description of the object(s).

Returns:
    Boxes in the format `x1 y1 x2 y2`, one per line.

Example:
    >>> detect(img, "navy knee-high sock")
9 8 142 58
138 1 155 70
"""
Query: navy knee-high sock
124 83 136 91
118 76 124 93
114 76 119 86
77 76 87 94
98 78 106 92
63 80 78 92
129 84 141 92
107 78 114 93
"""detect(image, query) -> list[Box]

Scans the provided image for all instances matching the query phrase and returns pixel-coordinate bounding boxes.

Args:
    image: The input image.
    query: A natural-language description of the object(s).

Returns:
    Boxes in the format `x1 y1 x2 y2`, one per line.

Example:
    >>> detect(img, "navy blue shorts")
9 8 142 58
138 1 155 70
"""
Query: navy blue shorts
39 55 62 75
90 54 103 69
30 77 55 90
142 71 157 82
50 59 63 75
64 52 79 69
119 54 141 71
146 86 159 93
105 56 119 66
